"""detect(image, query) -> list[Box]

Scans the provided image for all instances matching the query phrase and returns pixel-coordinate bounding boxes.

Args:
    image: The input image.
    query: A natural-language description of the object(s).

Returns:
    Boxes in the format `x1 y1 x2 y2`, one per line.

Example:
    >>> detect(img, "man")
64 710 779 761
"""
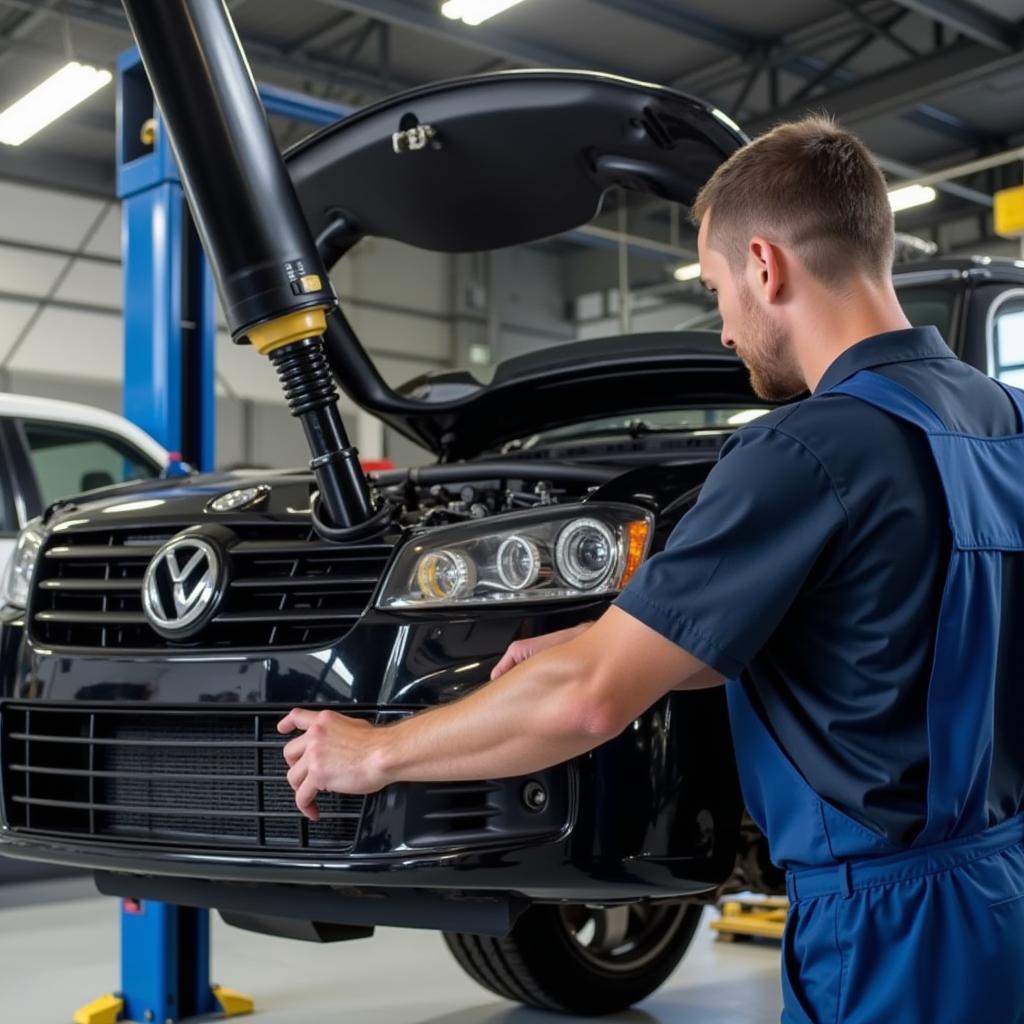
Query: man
279 117 1024 1023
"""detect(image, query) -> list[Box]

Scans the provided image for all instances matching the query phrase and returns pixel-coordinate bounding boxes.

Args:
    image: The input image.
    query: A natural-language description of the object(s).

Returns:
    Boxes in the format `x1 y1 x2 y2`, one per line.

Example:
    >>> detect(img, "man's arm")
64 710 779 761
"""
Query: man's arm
278 606 719 820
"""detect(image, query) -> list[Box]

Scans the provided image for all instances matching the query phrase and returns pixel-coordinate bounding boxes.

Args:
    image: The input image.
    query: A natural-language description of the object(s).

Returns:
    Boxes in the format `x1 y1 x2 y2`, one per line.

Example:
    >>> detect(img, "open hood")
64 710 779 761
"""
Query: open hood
284 70 748 457
383 332 754 460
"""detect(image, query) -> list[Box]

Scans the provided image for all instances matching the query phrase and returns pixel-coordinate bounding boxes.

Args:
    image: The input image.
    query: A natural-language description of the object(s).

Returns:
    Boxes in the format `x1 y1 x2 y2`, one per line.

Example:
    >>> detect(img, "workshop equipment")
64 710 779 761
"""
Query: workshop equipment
121 0 373 534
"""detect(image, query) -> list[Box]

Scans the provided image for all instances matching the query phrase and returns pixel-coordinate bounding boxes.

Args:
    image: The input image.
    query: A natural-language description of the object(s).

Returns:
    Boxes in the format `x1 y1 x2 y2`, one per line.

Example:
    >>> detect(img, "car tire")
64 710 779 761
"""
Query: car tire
443 901 703 1016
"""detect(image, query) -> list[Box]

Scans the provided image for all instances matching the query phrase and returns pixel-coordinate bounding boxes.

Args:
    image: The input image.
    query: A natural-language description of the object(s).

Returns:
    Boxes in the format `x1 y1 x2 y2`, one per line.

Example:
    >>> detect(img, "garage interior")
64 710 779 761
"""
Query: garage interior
1 1 1023 1022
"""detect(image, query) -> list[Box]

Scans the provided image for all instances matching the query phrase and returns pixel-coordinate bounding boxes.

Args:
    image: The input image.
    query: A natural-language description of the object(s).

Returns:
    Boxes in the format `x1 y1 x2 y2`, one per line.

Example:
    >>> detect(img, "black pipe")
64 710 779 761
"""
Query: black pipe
121 0 332 338
369 462 622 488
121 0 373 531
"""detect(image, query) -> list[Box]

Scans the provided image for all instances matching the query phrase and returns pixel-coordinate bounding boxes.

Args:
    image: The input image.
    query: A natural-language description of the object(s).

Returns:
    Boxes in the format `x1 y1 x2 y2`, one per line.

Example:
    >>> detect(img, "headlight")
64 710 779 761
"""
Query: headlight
377 503 652 609
2 523 44 609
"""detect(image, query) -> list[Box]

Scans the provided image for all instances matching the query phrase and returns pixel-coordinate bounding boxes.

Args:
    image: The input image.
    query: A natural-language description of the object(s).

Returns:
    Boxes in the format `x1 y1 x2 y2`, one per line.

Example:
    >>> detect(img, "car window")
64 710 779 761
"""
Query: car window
990 292 1024 388
21 421 160 508
896 285 955 340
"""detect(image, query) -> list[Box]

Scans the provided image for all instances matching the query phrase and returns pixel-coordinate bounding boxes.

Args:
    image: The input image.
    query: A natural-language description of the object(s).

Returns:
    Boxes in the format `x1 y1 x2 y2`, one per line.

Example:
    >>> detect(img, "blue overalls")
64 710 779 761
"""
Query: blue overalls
728 369 1024 1023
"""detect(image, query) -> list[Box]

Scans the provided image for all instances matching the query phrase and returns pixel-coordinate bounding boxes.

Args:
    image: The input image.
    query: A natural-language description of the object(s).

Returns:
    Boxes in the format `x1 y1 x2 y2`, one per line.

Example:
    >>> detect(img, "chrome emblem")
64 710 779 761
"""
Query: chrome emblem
142 536 222 636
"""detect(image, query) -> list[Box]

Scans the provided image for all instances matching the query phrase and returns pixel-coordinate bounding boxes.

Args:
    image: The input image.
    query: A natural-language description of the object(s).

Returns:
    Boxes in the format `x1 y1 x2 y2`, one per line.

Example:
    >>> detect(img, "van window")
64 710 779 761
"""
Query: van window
22 421 160 508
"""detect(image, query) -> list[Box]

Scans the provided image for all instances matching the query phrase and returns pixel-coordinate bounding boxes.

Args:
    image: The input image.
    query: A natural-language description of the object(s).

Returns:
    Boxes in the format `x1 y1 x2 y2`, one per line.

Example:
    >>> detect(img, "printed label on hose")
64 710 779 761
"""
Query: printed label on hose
284 260 322 296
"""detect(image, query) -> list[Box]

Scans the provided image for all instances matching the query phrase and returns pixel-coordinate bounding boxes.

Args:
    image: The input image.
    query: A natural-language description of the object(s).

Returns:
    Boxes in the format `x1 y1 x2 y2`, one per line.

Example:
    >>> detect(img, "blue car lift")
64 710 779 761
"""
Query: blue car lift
72 49 351 1024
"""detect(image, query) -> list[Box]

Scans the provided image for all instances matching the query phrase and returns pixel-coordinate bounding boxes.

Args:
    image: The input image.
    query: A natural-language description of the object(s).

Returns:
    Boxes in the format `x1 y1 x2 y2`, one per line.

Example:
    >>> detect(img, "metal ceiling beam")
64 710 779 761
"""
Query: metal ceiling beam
876 154 992 207
35 0 414 99
311 0 596 69
749 39 1024 132
0 0 59 64
678 0 894 94
784 51 998 148
589 0 765 55
584 0 999 149
888 0 1022 52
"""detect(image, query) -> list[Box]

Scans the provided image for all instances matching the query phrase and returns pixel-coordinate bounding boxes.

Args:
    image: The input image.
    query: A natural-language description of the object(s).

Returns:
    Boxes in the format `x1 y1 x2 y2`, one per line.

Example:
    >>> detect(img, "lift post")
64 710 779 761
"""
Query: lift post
117 47 216 473
74 900 253 1024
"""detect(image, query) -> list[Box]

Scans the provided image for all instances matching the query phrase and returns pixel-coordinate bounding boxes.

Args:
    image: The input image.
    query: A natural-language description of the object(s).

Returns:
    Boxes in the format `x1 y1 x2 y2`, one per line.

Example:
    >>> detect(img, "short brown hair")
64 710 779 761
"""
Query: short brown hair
691 115 894 287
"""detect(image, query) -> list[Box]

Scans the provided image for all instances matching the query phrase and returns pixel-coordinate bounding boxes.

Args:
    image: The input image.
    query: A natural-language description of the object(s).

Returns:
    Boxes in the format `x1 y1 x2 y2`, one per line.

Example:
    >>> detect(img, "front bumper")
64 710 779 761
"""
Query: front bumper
0 610 742 903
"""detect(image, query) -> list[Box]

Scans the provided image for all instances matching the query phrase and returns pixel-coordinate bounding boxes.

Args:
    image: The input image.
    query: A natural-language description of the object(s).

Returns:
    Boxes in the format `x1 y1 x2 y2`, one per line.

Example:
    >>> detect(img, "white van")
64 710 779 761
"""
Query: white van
0 393 169 577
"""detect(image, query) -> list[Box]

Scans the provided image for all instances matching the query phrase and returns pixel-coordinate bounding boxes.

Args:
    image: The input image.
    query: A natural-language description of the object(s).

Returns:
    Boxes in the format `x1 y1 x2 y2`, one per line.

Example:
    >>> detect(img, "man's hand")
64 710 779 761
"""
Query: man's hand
278 708 390 821
276 608 716 809
491 622 595 679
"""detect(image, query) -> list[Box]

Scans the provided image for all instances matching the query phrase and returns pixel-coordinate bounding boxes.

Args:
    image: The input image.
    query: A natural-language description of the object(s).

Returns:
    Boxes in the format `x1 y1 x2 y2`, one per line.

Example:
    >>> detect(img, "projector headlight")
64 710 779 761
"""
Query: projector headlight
2 522 44 609
377 503 652 610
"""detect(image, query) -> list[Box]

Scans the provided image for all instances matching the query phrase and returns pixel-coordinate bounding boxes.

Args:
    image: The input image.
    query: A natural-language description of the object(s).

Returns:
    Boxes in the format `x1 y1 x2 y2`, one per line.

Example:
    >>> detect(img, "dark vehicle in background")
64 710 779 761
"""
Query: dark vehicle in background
1 64 1022 1014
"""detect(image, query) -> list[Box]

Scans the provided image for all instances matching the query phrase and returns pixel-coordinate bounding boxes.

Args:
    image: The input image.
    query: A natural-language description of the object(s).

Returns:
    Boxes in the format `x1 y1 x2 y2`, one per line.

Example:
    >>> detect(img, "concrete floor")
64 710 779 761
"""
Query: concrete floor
0 879 783 1023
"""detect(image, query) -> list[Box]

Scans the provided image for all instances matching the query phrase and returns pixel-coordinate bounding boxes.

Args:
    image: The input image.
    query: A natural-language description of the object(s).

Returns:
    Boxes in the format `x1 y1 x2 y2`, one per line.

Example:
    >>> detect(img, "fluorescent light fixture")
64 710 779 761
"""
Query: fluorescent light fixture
888 184 937 214
728 409 771 426
441 0 527 26
673 262 702 282
0 61 112 146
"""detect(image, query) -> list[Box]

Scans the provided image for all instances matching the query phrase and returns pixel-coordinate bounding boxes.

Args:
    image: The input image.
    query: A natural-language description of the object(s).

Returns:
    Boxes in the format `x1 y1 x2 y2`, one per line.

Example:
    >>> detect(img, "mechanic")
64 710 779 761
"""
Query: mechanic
279 116 1024 1023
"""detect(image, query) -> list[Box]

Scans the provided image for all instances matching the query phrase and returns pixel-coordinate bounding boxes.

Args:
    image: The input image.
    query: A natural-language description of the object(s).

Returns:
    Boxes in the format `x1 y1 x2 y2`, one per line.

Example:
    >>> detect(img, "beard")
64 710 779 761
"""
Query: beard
734 283 805 401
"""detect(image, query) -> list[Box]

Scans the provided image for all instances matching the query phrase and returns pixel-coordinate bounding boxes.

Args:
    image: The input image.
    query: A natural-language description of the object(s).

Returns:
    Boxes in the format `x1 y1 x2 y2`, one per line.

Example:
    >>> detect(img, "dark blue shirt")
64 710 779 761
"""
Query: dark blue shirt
615 326 1024 844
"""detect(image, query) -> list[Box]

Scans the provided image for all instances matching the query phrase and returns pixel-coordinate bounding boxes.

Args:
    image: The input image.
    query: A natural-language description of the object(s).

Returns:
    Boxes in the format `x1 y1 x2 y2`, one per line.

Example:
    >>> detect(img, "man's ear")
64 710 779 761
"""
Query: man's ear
748 236 785 305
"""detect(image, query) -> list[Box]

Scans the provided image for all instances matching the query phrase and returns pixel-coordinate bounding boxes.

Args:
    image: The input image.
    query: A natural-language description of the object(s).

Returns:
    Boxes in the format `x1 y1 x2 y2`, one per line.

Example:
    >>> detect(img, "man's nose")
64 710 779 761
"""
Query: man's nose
721 331 736 350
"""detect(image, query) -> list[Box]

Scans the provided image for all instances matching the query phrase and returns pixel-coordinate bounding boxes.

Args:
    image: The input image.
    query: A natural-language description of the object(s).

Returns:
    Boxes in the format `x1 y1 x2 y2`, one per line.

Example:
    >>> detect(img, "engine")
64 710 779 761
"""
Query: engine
369 460 613 529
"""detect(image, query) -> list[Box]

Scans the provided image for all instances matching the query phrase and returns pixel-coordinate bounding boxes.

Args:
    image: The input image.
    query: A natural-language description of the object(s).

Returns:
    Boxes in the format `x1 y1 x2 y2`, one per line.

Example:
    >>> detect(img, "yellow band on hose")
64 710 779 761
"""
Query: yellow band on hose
247 307 328 355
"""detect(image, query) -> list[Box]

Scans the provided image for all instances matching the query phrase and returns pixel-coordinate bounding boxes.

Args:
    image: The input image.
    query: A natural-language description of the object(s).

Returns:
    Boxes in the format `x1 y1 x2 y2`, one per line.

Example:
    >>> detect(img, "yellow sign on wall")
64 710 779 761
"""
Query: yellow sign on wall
994 185 1024 238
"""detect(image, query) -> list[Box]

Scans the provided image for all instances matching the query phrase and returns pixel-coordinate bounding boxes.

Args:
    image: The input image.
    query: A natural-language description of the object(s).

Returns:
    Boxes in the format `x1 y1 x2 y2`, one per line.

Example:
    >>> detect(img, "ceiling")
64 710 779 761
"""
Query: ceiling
0 0 1022 268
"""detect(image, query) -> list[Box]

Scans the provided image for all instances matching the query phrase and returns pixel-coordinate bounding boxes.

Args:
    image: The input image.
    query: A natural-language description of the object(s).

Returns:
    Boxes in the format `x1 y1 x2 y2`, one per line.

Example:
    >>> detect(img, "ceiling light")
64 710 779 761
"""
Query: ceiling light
441 0 528 26
0 62 112 147
673 262 702 282
888 184 937 214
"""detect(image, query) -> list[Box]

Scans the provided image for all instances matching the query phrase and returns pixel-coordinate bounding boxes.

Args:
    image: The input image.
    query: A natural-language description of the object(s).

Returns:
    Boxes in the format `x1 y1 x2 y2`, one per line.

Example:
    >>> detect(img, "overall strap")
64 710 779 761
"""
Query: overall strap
827 370 947 433
994 378 1024 430
823 369 1024 844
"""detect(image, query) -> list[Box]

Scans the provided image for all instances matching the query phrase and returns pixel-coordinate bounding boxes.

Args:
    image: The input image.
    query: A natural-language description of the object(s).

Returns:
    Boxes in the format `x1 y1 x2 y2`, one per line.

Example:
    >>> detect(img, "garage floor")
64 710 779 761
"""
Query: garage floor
0 878 783 1023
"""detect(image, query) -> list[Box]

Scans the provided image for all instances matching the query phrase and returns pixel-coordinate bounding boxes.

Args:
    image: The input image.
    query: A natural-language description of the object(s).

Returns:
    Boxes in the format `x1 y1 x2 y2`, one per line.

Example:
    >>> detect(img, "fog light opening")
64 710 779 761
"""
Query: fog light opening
523 781 548 812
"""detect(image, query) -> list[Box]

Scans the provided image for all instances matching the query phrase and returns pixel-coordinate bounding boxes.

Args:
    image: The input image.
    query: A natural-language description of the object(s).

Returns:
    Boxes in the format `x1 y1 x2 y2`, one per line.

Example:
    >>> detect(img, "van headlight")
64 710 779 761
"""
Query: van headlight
377 503 652 609
2 523 44 609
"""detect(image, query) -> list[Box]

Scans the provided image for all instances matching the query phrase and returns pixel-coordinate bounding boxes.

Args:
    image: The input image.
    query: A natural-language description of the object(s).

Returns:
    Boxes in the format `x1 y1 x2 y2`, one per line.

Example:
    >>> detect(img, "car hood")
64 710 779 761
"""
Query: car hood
39 471 318 531
388 331 756 459
279 70 749 459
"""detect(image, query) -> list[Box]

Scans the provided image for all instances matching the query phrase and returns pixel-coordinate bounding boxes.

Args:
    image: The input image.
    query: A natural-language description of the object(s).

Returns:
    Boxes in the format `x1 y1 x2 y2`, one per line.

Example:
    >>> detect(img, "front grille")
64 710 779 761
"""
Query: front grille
30 522 395 651
1 705 371 853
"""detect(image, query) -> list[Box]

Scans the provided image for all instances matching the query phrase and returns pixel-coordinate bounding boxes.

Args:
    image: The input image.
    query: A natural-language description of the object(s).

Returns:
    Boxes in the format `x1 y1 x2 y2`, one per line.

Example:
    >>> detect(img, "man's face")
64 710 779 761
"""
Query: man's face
697 217 804 402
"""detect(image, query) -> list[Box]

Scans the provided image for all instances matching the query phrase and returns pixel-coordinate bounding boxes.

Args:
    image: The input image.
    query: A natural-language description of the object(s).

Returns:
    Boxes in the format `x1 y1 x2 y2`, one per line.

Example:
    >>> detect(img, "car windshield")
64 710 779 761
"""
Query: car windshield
500 406 771 451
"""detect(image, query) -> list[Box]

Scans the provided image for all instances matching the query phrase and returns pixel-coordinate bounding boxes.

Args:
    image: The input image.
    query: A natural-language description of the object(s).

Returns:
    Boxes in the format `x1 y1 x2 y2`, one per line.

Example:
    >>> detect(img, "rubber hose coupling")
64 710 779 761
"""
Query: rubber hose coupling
269 337 372 530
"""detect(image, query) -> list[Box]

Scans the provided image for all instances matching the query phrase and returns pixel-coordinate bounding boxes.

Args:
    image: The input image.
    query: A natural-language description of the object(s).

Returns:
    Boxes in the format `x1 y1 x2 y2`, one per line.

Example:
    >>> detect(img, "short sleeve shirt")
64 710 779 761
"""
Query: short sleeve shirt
614 327 1024 844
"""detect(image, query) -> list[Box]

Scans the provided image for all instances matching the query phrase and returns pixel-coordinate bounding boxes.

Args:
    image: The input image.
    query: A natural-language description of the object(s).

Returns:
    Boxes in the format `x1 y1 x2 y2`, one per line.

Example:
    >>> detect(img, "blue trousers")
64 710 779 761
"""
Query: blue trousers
782 814 1024 1024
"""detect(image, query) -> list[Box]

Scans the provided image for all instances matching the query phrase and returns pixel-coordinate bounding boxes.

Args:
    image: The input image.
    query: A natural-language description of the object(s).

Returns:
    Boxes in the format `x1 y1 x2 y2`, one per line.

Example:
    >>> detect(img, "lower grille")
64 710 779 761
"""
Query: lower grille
1 705 372 854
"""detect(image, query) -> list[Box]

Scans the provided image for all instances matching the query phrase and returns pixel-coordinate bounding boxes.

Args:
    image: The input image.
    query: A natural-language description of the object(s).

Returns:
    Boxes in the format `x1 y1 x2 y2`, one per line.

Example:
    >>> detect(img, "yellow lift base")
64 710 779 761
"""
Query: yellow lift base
73 985 254 1024
710 896 789 943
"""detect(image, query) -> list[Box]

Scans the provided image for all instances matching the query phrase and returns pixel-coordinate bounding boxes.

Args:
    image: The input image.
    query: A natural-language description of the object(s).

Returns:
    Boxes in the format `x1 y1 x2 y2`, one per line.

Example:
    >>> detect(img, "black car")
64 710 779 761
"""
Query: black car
2 70 1023 1016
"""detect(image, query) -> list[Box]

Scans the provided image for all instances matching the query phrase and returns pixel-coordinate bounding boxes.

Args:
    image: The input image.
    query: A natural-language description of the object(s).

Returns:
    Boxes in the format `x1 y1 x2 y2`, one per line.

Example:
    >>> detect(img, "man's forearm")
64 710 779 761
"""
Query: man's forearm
374 638 615 785
280 607 716 814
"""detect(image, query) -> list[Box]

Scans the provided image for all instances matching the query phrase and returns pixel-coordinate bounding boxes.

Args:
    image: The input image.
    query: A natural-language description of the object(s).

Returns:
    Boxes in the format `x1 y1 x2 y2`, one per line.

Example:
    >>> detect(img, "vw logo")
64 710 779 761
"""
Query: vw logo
142 535 225 638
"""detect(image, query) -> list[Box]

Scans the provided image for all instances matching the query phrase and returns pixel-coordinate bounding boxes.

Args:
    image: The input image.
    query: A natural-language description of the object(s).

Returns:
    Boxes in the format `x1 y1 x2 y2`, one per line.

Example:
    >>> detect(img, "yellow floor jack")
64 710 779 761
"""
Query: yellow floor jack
710 895 789 942
74 899 254 1024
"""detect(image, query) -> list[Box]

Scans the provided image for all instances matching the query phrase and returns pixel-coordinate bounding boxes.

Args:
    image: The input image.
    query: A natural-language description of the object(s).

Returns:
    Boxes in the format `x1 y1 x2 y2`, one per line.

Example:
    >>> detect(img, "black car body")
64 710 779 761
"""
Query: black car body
2 69 1023 1013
